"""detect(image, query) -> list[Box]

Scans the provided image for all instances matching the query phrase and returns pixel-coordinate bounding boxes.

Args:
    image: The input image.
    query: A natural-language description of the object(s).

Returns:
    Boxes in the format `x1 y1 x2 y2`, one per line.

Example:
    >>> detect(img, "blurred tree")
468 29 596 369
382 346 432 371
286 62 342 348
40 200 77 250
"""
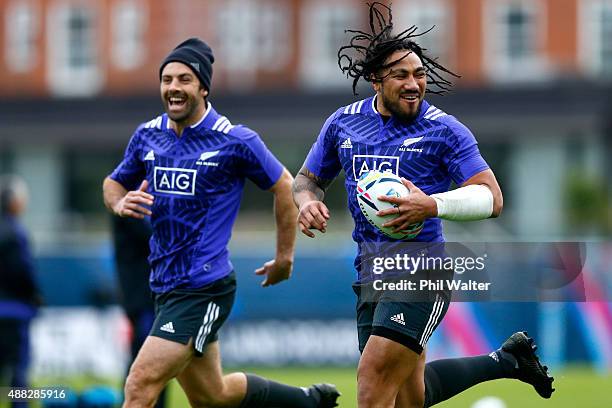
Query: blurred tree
563 171 610 235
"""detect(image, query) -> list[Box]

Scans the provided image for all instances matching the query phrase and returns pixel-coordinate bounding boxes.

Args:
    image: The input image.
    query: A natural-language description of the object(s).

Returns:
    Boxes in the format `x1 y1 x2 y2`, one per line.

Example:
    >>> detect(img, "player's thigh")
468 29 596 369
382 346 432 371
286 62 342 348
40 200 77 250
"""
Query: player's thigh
176 340 223 398
358 334 420 390
176 341 246 407
394 349 427 408
129 335 193 385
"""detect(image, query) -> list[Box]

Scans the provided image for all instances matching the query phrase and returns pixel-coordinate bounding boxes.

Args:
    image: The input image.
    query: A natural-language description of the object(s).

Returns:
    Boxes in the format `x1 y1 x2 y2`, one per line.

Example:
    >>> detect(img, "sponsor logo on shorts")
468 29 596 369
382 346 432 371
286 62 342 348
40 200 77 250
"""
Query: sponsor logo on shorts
390 312 406 326
154 166 197 196
352 155 399 180
160 322 175 333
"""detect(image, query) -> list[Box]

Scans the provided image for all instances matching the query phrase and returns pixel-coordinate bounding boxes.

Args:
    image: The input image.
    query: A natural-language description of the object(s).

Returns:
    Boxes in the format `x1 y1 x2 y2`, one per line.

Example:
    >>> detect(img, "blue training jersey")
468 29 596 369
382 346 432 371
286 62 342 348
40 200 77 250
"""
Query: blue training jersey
305 96 489 247
110 104 284 294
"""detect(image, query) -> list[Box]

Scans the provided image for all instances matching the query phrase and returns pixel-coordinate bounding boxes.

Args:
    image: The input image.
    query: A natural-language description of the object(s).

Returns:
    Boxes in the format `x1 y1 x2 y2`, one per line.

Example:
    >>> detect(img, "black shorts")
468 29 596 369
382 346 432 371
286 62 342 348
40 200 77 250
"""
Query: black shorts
354 282 450 355
0 318 29 367
150 272 236 356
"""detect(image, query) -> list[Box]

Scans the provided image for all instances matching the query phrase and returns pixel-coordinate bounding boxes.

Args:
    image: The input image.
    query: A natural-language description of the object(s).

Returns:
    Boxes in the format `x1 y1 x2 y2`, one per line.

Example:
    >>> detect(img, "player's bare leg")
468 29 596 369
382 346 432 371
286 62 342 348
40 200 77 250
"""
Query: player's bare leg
394 349 427 408
358 335 420 408
178 341 339 408
123 336 192 408
176 340 246 407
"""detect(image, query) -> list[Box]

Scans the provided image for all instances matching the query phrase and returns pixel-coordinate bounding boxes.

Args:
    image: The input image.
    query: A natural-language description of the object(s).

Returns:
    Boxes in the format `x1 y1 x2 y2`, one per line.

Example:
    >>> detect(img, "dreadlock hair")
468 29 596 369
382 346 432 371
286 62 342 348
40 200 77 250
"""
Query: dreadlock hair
338 2 459 95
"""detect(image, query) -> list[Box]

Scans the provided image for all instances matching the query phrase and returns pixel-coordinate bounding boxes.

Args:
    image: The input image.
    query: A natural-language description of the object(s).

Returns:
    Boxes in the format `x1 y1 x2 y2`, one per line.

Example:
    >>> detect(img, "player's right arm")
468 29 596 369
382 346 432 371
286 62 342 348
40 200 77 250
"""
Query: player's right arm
292 110 342 238
103 129 153 219
103 178 153 219
293 167 334 237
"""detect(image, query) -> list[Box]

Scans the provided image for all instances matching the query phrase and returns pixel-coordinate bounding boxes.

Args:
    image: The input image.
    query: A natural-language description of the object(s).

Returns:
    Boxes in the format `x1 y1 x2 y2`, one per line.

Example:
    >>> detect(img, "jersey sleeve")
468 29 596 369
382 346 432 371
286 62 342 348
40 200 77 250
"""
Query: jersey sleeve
235 128 284 190
442 118 490 185
304 111 342 179
109 130 146 191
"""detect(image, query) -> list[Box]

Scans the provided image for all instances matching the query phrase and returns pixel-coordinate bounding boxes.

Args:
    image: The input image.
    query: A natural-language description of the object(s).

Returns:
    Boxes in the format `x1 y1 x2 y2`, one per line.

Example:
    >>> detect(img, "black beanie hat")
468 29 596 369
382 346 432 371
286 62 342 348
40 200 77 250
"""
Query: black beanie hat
159 38 214 91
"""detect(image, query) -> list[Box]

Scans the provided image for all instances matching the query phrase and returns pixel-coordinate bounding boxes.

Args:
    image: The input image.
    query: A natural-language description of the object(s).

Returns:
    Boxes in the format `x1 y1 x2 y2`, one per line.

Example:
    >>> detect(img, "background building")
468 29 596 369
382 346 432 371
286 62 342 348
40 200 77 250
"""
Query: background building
1 0 610 239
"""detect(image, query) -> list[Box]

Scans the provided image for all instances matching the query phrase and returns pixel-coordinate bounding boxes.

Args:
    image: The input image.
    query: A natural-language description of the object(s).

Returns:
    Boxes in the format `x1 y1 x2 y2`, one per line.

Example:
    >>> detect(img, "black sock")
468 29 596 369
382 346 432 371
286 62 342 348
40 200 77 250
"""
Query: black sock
424 350 517 407
240 373 318 408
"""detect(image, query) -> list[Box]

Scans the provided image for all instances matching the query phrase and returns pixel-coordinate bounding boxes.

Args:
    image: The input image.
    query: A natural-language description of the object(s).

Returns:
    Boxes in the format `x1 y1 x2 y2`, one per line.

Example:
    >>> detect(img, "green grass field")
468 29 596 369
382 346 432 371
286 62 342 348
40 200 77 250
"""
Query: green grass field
165 366 610 408
15 366 610 408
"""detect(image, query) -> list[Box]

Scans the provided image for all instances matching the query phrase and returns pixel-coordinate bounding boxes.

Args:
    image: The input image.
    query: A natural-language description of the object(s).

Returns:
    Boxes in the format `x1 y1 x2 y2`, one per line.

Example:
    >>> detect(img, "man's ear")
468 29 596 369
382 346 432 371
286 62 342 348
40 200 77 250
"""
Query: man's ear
372 80 381 93
201 88 209 98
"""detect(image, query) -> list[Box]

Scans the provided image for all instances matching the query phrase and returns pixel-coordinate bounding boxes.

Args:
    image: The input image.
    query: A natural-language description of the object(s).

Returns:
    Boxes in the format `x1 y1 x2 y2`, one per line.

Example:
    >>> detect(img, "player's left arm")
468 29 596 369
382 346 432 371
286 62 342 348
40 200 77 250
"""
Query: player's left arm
378 170 503 232
236 127 297 287
380 117 503 232
255 168 298 287
460 168 503 217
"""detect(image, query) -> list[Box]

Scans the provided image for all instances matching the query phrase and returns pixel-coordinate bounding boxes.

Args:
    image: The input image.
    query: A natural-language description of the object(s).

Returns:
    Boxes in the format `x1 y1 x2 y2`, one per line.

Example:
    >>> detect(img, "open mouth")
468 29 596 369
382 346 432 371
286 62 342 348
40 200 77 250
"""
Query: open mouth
400 93 420 103
168 95 187 109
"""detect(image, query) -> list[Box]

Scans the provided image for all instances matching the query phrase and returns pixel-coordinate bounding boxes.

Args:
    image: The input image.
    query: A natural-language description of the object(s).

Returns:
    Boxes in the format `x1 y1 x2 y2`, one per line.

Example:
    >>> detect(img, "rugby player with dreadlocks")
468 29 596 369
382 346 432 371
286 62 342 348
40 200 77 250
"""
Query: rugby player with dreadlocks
293 3 554 407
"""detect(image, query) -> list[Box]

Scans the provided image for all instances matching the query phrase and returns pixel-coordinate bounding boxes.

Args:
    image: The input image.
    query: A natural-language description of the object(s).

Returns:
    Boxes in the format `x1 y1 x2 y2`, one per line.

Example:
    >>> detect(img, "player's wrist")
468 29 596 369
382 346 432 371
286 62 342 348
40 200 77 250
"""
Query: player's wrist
425 196 439 218
111 199 124 216
275 253 294 265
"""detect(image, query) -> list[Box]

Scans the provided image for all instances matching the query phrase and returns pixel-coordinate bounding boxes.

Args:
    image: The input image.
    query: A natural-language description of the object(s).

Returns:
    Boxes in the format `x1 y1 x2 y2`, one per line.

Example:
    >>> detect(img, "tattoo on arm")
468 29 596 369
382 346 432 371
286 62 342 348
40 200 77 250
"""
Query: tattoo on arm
292 166 334 202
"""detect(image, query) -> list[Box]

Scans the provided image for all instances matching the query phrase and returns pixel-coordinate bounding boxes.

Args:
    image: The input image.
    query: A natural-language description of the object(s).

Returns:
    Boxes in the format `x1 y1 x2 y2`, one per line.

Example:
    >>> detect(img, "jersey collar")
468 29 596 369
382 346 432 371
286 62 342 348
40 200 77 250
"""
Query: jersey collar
417 99 430 121
365 96 378 117
191 101 220 131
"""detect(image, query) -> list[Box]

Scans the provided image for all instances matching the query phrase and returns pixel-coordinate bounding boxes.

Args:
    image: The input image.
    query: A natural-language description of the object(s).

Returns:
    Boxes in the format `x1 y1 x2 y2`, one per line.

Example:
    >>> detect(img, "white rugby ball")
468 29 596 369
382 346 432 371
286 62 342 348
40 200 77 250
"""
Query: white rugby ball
356 170 424 240
471 397 507 408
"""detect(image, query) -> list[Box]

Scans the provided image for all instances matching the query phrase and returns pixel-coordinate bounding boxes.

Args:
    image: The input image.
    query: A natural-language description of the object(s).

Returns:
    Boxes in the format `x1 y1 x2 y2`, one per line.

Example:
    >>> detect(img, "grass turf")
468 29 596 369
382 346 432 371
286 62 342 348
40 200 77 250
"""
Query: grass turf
19 366 610 407
166 366 610 408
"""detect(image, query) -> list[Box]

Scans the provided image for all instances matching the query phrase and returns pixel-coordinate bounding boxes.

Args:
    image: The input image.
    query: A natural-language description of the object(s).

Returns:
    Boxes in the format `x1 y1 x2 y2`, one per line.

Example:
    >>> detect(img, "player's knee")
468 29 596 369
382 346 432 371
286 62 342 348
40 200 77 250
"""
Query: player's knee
124 365 162 402
357 365 383 405
411 386 425 408
358 359 410 406
358 384 386 407
405 394 425 408
358 354 393 383
357 385 378 406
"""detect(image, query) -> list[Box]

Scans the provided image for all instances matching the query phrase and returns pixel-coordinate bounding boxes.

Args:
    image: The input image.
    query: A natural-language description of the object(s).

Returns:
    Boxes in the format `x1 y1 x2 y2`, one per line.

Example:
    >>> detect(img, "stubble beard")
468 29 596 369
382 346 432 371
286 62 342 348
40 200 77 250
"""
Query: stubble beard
164 94 199 124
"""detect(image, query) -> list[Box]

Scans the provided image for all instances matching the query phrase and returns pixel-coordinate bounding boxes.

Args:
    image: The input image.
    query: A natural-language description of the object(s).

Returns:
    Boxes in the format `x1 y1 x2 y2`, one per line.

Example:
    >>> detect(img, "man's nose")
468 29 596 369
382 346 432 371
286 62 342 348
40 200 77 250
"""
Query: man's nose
402 76 419 91
168 78 181 91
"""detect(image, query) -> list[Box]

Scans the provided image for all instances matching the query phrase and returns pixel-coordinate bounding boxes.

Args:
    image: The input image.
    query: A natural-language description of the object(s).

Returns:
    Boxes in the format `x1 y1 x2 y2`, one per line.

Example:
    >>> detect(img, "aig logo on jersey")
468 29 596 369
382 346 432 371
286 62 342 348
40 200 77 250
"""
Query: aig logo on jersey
154 167 197 196
352 155 399 180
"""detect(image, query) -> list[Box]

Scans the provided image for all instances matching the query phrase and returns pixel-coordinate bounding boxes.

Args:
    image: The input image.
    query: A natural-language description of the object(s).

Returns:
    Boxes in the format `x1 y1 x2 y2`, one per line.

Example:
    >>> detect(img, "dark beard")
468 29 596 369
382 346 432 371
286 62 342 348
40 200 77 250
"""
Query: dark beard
380 92 421 122
167 108 192 123
164 97 196 123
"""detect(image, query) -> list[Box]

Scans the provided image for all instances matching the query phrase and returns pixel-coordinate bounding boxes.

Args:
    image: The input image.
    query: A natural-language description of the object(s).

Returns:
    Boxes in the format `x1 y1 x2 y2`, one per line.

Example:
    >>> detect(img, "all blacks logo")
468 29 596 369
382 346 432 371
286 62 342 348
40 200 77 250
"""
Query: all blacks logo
154 167 197 196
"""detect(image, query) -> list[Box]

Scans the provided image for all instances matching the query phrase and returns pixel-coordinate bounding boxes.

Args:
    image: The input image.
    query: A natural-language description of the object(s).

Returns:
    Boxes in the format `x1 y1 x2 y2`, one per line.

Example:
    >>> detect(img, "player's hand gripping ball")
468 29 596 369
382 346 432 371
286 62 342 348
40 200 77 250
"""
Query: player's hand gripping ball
356 170 424 240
